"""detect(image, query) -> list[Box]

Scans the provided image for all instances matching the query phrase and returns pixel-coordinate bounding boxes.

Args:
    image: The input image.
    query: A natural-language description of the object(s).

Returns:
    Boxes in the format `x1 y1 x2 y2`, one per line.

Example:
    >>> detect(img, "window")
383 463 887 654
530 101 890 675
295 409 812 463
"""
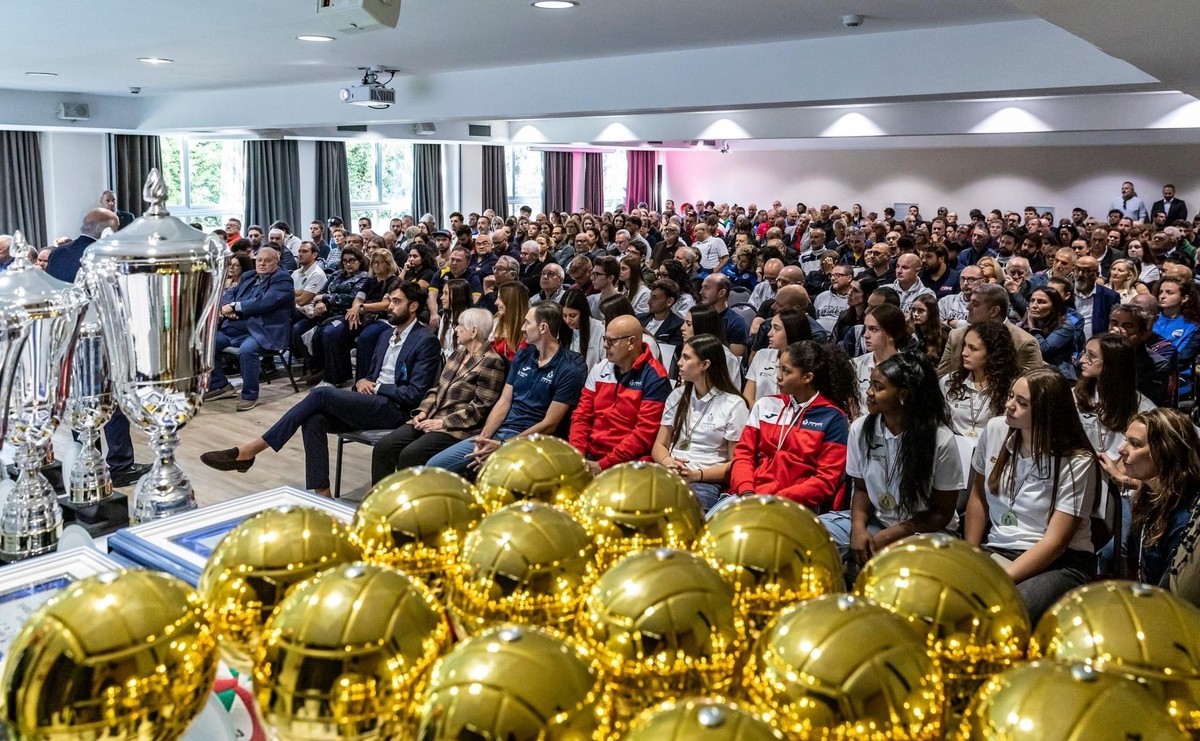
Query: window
347 141 413 229
159 136 244 228
505 145 542 215
602 151 628 213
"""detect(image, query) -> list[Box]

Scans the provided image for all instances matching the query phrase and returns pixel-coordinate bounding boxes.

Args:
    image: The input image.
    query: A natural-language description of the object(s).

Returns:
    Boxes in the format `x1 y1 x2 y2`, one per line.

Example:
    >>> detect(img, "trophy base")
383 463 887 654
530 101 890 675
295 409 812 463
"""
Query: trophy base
5 460 65 497
0 524 62 564
59 492 131 538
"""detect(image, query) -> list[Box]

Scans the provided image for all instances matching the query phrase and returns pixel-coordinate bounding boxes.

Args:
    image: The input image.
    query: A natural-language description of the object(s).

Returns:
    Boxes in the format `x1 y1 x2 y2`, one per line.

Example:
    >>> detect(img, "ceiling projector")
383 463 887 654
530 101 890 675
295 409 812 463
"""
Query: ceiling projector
339 66 396 108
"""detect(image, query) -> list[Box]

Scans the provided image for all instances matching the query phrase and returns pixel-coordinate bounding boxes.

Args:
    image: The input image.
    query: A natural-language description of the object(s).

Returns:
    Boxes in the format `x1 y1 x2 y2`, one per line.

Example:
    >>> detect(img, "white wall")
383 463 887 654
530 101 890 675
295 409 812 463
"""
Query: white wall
663 145 1200 220
41 131 107 241
459 144 483 216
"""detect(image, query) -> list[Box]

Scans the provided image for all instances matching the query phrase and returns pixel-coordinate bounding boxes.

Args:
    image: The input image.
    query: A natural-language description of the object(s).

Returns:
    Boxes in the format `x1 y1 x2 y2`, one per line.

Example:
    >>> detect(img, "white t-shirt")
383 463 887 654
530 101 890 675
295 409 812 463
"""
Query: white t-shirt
723 346 743 387
939 293 968 325
292 263 328 296
696 237 729 270
660 387 750 469
852 352 877 408
1075 391 1155 460
813 290 850 333
673 293 696 318
846 416 964 529
972 417 1096 553
628 284 651 314
570 318 605 369
745 348 780 402
939 375 995 438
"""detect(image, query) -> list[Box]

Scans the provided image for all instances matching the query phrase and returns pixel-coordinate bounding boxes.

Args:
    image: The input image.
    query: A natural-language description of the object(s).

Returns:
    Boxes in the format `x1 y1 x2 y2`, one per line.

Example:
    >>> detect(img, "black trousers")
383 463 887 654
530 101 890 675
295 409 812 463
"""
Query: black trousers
370 424 459 484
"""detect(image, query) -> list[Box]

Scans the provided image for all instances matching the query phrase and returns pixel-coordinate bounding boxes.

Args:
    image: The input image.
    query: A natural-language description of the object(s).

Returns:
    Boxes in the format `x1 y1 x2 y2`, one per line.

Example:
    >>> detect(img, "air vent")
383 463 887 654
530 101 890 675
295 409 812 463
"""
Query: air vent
468 124 492 138
413 122 436 136
337 125 369 132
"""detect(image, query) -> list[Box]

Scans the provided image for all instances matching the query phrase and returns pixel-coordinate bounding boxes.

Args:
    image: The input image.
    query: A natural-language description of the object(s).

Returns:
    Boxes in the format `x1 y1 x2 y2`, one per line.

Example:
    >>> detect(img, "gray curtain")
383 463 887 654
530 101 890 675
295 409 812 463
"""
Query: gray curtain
107 134 162 218
0 131 46 246
412 143 443 226
542 151 573 215
314 141 351 225
582 152 603 215
481 145 508 217
243 140 300 233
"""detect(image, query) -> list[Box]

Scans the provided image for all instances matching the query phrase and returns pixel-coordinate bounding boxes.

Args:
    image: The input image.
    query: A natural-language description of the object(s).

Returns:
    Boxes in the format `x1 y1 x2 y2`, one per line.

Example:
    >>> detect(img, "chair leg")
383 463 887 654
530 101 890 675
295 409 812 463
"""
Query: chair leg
279 352 300 393
333 435 345 499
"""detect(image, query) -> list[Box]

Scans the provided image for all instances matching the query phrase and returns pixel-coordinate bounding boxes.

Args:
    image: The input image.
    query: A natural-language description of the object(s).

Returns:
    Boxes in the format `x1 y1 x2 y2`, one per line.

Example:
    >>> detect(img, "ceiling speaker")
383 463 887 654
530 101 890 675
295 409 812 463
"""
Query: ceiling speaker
57 102 90 121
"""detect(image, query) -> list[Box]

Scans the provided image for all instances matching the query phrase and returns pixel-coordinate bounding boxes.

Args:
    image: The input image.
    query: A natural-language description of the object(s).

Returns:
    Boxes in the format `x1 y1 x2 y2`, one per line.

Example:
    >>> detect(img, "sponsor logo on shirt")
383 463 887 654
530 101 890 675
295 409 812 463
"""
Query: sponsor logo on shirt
801 418 824 429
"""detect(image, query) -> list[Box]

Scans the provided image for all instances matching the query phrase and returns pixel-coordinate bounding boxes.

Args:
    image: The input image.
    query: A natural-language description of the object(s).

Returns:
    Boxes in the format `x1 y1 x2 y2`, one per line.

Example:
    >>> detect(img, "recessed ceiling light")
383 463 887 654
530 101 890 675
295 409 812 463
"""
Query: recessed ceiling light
25 71 58 77
138 57 174 65
297 34 336 42
532 1 578 8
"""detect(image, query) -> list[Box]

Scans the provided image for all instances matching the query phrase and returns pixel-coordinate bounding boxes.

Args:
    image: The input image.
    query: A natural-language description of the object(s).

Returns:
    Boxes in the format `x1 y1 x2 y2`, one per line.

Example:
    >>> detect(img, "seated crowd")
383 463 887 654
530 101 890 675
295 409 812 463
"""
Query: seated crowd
194 184 1200 622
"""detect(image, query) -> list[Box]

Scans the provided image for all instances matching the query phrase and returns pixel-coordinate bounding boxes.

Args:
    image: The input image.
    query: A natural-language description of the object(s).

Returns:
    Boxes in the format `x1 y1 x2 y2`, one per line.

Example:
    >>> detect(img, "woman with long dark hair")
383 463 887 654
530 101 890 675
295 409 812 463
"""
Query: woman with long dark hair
729 341 858 510
965 369 1098 622
910 293 948 365
657 258 697 317
1076 333 1155 466
820 351 963 568
744 308 811 404
1021 287 1076 379
852 303 909 408
619 254 650 314
305 245 370 385
400 243 438 290
562 287 604 368
683 304 740 385
490 282 530 361
653 334 749 511
437 277 474 358
940 320 1019 439
832 276 878 346
1116 408 1200 588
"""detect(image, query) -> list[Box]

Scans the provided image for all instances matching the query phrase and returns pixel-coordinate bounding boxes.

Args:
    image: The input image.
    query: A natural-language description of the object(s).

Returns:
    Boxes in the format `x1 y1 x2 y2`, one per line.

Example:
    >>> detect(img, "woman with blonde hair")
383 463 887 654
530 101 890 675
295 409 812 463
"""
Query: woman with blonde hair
490 282 530 361
1107 258 1148 304
976 256 1003 284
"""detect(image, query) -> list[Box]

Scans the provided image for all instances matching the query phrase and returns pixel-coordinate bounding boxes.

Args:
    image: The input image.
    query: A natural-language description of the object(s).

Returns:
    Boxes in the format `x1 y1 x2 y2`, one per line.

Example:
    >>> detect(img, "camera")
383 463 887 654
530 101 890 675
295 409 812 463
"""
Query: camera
129 86 141 95
842 14 864 27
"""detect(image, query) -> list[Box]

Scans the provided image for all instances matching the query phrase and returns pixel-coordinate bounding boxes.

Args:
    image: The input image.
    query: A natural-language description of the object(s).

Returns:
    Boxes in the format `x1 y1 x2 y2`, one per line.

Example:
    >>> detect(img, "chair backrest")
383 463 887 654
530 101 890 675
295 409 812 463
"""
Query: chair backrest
729 287 752 306
729 303 757 332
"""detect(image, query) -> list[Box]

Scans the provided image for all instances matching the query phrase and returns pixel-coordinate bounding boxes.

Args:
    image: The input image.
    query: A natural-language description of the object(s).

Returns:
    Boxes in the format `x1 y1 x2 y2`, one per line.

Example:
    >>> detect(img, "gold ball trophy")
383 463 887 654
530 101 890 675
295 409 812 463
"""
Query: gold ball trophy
474 434 593 512
0 569 219 739
624 698 784 741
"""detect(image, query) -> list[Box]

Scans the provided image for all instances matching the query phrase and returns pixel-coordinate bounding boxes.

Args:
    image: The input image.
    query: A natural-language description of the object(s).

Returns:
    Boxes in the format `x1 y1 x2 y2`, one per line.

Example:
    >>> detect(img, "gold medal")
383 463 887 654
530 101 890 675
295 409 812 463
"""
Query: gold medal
1000 510 1018 527
965 428 979 439
677 439 691 452
878 492 897 512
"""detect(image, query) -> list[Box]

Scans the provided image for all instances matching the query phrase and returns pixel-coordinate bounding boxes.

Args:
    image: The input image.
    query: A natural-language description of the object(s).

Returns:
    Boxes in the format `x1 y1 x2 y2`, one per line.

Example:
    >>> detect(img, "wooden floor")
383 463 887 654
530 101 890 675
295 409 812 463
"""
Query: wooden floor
1 370 377 510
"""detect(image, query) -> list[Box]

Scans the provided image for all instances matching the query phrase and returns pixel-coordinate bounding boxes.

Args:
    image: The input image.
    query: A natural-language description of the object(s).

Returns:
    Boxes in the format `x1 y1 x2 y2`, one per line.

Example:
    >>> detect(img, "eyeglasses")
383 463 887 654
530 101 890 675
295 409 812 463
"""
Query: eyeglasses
343 257 360 263
961 276 983 283
602 334 636 347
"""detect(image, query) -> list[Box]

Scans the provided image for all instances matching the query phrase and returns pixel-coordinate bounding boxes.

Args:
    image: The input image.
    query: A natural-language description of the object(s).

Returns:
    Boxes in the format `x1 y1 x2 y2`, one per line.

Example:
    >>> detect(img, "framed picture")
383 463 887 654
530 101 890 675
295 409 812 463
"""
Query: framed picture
0 547 121 662
107 487 355 586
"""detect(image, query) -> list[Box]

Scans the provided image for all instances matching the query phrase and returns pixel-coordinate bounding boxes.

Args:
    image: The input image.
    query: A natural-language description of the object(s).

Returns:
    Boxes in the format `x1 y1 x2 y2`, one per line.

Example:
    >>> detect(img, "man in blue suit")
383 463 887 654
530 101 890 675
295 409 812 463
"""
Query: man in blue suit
204 246 294 411
1073 255 1121 341
46 208 151 488
199 282 442 495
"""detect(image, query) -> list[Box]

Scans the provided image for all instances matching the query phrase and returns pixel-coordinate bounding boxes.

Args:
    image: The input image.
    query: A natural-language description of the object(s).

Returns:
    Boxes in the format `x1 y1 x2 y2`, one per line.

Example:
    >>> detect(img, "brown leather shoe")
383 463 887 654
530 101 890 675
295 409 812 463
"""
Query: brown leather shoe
200 448 255 473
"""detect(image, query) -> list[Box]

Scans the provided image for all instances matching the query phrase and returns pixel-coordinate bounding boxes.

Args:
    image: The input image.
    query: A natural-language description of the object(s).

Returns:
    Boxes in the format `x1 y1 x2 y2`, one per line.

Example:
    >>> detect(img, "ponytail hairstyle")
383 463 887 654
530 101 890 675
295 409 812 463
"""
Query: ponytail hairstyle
775 308 813 346
668 334 746 447
865 303 910 351
561 288 593 362
861 351 949 512
781 341 860 418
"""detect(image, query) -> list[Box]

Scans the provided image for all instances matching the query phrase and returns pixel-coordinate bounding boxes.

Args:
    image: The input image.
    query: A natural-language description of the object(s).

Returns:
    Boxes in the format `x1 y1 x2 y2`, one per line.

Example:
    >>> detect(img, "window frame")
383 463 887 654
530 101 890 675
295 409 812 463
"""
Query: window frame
348 140 414 227
159 136 244 228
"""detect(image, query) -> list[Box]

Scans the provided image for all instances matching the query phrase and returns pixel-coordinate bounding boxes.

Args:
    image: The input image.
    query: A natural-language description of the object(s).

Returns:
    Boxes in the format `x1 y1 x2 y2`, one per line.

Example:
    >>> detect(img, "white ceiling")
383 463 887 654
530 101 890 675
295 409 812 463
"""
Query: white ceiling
0 0 1195 148
1 0 1032 95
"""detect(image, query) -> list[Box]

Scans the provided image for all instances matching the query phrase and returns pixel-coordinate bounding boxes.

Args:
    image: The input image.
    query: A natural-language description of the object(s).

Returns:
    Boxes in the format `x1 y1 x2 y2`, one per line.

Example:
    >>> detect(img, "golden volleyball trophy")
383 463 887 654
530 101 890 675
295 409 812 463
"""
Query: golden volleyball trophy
854 533 1030 707
414 624 606 740
698 496 844 634
577 548 743 729
958 661 1187 740
446 500 598 638
624 697 784 741
1 569 218 740
574 462 703 569
474 434 593 512
197 505 363 673
741 594 944 740
1029 581 1200 733
350 467 484 591
253 562 451 739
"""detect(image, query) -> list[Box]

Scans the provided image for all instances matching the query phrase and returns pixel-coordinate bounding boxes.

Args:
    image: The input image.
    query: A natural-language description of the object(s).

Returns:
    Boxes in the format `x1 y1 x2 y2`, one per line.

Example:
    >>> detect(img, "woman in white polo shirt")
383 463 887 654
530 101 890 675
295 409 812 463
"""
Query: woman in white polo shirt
653 334 749 512
743 308 811 405
852 304 908 409
820 351 963 574
965 369 1097 623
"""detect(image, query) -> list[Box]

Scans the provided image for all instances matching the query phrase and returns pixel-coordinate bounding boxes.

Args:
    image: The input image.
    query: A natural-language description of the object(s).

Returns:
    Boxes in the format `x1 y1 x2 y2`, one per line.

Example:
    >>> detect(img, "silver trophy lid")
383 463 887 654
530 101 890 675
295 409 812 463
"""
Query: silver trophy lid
0 231 86 319
81 169 226 265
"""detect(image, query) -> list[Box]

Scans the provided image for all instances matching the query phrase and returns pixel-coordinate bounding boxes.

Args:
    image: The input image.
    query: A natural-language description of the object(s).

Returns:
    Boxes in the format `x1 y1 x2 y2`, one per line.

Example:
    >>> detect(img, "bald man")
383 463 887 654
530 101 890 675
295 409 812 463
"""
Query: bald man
1073 255 1120 340
569 314 671 475
748 257 783 309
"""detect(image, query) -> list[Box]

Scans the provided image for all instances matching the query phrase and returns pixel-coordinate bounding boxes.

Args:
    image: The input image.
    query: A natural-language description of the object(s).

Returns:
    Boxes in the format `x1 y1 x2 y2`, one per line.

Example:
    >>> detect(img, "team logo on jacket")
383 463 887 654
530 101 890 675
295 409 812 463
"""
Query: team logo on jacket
801 418 823 429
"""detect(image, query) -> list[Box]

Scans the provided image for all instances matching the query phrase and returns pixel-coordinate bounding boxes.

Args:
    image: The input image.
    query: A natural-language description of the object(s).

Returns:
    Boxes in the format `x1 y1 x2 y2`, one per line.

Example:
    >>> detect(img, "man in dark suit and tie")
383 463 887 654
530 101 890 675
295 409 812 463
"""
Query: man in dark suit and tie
46 207 151 488
1151 183 1188 225
204 246 294 411
200 282 442 496
100 190 135 230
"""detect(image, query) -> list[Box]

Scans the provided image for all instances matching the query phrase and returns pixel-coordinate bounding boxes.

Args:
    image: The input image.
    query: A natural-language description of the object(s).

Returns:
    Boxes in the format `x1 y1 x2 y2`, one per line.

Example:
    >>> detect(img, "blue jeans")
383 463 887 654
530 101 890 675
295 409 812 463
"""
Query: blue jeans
690 483 724 513
819 510 886 588
211 322 264 401
355 321 392 381
426 426 522 478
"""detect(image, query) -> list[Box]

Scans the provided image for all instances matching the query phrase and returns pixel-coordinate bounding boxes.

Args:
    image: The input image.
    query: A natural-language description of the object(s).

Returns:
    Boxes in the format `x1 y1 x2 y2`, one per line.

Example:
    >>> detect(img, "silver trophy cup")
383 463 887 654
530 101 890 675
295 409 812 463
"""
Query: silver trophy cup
0 232 88 560
81 170 229 523
62 319 114 505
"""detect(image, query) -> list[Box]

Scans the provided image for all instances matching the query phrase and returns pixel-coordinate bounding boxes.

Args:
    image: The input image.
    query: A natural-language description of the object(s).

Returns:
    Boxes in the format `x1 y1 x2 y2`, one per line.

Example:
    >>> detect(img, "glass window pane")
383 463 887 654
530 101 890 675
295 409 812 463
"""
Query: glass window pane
217 140 243 211
380 142 412 210
347 142 379 203
160 136 184 207
186 140 226 207
508 146 542 214
603 151 628 212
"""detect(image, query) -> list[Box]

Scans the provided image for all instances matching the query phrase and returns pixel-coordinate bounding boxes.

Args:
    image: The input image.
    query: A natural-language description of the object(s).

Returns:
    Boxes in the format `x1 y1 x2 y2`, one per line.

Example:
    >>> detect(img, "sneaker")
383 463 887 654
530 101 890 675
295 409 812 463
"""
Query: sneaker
203 384 236 402
236 398 259 412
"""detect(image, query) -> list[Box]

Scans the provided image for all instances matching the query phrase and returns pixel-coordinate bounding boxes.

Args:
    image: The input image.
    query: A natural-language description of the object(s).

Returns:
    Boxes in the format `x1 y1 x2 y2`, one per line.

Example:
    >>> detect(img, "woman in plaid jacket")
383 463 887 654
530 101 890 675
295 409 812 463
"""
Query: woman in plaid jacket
370 308 508 482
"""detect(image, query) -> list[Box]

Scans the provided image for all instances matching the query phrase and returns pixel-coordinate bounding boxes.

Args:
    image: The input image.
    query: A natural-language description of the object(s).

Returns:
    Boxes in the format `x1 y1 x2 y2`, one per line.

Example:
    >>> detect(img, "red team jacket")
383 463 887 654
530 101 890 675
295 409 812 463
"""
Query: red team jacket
730 392 849 509
570 344 670 470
